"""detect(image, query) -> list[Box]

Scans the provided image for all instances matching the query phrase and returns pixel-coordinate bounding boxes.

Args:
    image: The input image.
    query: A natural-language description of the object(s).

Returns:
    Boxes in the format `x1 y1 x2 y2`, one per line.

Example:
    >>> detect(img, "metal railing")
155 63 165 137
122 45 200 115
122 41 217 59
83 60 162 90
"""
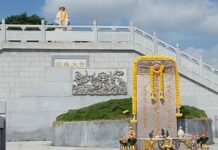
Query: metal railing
0 19 218 91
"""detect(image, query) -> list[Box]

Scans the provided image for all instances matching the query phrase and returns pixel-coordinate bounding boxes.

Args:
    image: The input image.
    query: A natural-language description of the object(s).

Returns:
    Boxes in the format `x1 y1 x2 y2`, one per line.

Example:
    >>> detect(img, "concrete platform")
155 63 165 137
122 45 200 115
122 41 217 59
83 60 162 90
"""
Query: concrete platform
7 141 119 150
6 139 218 150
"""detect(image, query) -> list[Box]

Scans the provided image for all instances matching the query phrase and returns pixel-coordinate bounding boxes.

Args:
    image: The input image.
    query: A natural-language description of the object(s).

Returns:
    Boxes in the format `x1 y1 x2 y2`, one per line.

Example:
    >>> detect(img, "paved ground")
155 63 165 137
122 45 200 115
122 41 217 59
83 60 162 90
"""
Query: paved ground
6 139 218 150
7 141 118 150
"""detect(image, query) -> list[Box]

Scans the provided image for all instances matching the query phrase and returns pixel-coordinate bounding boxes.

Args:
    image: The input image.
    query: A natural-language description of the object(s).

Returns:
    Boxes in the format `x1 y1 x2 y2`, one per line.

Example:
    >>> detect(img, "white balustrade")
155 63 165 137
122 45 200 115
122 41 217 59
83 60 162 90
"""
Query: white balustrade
0 19 217 90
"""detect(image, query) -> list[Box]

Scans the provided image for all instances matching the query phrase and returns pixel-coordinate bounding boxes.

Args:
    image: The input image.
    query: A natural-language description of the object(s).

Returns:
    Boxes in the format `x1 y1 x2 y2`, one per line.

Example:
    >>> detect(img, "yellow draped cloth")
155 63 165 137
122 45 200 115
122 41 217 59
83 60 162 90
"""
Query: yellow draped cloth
57 11 68 21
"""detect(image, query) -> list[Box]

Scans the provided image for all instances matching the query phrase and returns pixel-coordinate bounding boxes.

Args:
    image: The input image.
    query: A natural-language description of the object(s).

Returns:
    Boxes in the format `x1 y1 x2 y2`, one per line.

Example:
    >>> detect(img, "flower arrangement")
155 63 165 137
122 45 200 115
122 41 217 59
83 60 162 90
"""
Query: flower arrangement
149 64 165 101
175 65 183 117
131 61 138 123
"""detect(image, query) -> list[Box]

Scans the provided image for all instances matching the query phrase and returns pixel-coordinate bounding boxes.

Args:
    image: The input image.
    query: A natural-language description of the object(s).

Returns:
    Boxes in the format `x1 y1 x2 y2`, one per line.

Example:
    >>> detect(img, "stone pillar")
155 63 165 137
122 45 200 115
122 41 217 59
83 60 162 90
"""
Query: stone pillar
152 31 158 55
176 43 181 69
41 20 46 42
199 56 204 79
93 20 98 43
1 19 6 42
130 21 135 43
211 67 216 86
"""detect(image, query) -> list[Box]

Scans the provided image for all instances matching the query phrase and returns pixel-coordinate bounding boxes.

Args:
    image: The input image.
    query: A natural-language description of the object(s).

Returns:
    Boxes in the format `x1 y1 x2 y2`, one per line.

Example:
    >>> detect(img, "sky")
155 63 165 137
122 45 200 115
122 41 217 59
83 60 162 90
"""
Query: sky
0 0 218 69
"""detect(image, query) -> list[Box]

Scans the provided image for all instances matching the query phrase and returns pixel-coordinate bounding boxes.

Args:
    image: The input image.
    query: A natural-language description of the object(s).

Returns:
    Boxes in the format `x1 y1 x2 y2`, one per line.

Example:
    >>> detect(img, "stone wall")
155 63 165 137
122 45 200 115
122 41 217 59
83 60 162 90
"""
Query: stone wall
54 119 213 148
0 50 137 141
0 48 217 141
53 120 129 147
180 77 218 136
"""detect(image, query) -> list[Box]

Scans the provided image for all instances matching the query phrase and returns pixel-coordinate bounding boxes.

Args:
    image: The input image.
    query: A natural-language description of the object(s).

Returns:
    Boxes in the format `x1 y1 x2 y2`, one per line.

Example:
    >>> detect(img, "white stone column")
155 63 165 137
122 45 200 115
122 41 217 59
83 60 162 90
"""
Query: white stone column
1 19 6 42
199 55 204 79
152 31 158 55
176 43 181 69
41 20 46 42
129 21 135 43
92 20 98 43
211 67 216 88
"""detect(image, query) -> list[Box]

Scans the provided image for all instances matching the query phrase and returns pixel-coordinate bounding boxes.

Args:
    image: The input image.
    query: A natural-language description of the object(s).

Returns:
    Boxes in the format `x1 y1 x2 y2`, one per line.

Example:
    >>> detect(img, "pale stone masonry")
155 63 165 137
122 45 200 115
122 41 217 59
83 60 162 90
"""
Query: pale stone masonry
0 21 218 141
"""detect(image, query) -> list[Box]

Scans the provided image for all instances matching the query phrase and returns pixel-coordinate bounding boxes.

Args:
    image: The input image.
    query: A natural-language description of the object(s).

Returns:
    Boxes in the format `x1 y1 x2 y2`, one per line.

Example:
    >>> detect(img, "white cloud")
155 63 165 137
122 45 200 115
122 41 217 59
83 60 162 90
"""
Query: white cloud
41 0 218 68
132 0 218 35
41 0 135 24
41 0 218 34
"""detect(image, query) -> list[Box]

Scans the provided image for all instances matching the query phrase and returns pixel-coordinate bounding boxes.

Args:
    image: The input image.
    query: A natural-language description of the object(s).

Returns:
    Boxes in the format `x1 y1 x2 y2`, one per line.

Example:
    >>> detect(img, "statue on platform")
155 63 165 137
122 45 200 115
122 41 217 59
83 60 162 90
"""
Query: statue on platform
55 6 69 26
177 126 185 138
191 133 197 150
119 136 128 150
128 127 137 150
197 129 209 149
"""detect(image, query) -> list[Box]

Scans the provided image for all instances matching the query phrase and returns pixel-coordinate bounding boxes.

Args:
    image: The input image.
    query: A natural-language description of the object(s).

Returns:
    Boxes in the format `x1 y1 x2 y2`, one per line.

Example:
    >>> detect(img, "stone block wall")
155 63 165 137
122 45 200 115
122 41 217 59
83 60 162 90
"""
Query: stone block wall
53 120 129 147
0 49 217 140
0 50 138 140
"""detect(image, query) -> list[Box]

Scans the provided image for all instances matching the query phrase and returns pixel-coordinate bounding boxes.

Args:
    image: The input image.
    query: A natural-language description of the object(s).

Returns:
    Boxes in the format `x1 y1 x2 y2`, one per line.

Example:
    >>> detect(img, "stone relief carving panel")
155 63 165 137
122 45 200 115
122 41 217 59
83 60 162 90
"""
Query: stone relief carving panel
72 69 127 95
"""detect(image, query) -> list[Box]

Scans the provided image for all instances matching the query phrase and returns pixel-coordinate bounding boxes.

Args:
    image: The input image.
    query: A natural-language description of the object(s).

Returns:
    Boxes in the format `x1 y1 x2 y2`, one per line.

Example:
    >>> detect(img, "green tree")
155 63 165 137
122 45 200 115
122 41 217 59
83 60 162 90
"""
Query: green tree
4 13 46 30
5 13 43 24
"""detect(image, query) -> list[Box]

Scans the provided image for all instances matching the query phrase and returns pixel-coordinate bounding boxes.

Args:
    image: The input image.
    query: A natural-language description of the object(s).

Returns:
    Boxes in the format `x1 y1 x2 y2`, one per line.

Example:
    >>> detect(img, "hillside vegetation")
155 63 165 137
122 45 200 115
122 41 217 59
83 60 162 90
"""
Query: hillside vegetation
56 98 208 122
56 98 132 122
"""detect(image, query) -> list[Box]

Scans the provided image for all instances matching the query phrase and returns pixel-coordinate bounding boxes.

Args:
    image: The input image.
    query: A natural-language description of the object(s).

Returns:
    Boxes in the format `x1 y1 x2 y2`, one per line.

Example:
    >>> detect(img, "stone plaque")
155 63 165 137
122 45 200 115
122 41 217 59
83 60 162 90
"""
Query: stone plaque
52 56 89 68
54 58 87 68
72 69 127 95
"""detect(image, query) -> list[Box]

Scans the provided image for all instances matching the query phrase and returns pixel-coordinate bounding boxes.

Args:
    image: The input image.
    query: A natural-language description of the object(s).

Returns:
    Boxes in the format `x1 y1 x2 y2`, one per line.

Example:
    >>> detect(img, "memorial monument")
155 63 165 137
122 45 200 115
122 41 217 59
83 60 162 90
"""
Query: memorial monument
131 56 185 149
131 56 182 137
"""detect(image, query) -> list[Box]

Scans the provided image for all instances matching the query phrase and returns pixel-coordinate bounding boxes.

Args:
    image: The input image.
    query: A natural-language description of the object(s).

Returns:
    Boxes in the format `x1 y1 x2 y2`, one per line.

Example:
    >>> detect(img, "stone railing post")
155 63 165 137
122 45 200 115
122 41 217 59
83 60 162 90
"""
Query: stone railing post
211 68 216 86
176 43 181 69
41 20 46 42
93 20 98 43
1 19 6 42
199 56 204 79
130 21 135 43
152 31 158 55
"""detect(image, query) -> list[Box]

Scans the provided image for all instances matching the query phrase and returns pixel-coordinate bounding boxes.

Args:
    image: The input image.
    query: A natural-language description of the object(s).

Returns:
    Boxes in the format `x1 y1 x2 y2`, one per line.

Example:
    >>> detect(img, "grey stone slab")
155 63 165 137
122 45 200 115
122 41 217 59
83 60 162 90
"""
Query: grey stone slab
6 98 38 112
6 112 55 128
45 67 72 82
54 122 88 147
53 120 129 147
0 100 6 114
21 82 72 97
87 120 129 147
6 141 120 150
7 126 54 141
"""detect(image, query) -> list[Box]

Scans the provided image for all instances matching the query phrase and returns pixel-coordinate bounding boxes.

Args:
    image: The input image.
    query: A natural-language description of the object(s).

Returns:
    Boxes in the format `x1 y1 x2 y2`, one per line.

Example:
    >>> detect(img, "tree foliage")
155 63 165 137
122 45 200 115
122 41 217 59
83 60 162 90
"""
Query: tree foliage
5 13 43 25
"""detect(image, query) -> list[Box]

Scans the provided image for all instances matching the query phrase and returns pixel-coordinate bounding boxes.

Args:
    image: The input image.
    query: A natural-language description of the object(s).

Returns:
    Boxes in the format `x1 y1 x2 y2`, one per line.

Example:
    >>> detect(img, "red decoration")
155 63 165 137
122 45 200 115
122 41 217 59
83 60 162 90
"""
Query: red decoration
153 64 160 71
202 128 206 136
